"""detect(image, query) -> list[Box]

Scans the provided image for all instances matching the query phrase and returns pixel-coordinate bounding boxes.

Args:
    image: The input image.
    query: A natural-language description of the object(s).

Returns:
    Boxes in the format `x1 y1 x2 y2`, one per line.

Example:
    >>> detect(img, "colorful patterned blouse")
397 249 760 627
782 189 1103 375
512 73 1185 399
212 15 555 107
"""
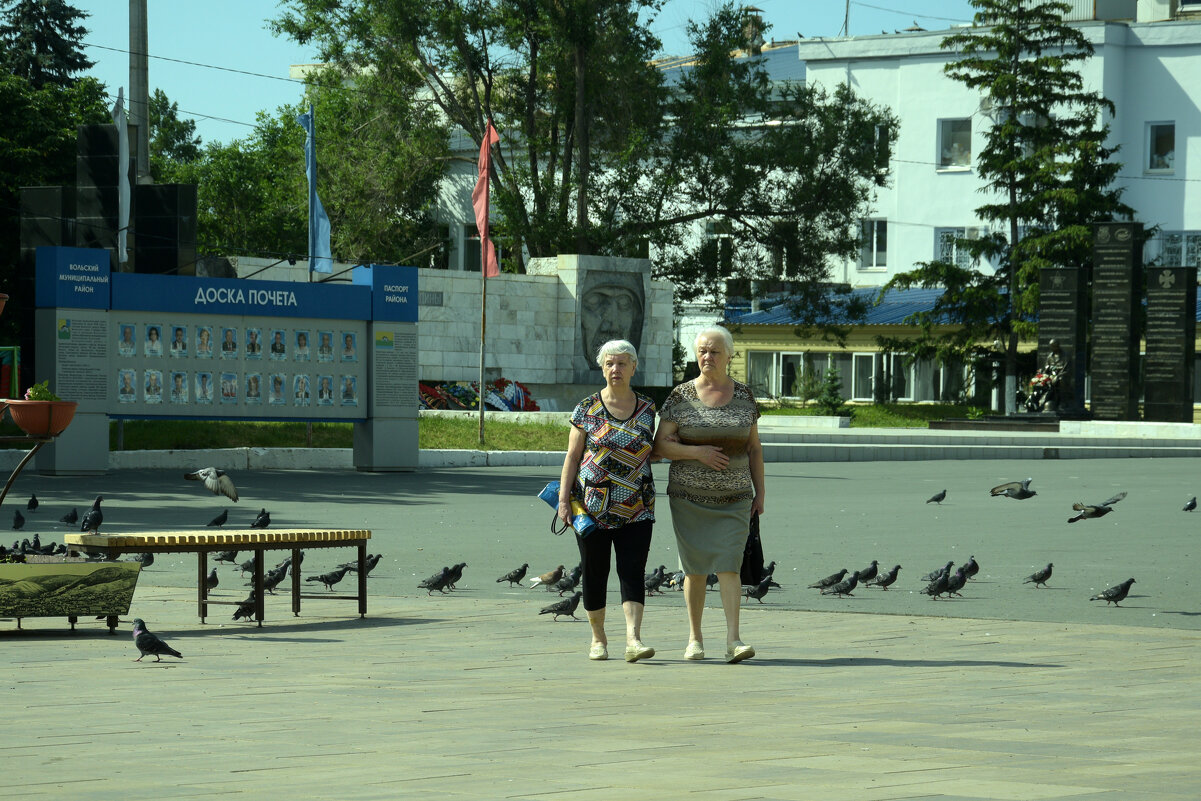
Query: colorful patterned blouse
659 380 761 504
569 392 657 529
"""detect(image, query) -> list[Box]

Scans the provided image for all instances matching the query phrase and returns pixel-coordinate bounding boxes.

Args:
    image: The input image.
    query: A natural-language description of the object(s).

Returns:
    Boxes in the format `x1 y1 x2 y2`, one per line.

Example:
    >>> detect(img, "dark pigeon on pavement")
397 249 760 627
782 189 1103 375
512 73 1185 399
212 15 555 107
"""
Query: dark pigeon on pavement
857 560 879 584
1185 496 1197 512
552 565 582 596
926 489 947 505
250 508 270 529
214 549 239 564
867 564 902 590
922 561 954 582
59 507 78 525
237 558 257 577
232 590 258 621
807 568 848 590
922 571 951 599
743 575 773 603
132 618 182 662
205 567 219 591
643 565 666 595
705 573 719 589
261 566 288 595
944 567 967 597
991 478 1036 500
207 509 228 527
13 509 24 530
1023 563 1053 587
419 566 453 594
962 555 979 580
1068 491 1126 523
445 562 468 590
338 553 382 576
184 467 239 502
497 563 529 587
539 591 583 620
26 493 38 511
305 566 350 591
1090 578 1135 606
821 570 860 598
134 552 154 568
80 496 103 534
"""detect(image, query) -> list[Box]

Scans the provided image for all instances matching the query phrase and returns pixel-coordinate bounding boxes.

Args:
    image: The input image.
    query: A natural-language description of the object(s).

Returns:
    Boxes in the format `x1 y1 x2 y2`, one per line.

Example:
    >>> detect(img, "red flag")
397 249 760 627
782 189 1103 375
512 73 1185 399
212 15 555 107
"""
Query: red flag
472 122 501 277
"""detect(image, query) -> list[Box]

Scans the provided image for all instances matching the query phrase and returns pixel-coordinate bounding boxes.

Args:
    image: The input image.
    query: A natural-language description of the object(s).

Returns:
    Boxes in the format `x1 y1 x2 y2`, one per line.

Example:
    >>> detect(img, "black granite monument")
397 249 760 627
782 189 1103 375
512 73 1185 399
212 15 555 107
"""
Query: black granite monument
1037 268 1087 414
1090 222 1143 421
1144 265 1197 422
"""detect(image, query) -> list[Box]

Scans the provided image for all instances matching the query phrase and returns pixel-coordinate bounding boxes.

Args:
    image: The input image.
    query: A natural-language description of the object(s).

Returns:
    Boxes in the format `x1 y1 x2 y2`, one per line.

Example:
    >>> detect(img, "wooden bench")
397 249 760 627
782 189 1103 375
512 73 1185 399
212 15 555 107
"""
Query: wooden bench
65 529 371 627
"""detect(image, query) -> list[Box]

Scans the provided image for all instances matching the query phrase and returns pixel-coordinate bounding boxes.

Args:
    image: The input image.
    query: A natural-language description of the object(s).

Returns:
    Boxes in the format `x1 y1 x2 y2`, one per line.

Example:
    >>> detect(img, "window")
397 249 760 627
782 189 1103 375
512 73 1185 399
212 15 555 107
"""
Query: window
1160 231 1201 268
859 219 887 270
747 351 773 398
938 118 971 168
704 220 734 277
935 227 973 269
852 353 875 401
1147 122 1175 172
874 123 891 171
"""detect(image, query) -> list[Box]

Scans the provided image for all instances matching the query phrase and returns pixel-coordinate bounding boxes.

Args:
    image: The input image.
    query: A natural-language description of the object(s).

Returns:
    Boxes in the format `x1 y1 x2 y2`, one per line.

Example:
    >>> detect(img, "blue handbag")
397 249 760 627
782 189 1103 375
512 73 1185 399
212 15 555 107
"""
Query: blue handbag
538 480 596 537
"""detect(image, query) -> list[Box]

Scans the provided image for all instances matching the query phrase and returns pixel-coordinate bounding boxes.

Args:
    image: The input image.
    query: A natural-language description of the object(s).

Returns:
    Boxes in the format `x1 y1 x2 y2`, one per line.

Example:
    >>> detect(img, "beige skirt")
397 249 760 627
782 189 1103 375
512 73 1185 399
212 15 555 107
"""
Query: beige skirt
669 496 751 575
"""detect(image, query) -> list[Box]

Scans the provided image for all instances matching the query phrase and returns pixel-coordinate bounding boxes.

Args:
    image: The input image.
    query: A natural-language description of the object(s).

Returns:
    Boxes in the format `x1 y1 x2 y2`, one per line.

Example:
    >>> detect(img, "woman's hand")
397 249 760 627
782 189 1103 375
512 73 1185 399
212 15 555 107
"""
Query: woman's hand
751 493 765 516
695 445 729 470
557 500 572 526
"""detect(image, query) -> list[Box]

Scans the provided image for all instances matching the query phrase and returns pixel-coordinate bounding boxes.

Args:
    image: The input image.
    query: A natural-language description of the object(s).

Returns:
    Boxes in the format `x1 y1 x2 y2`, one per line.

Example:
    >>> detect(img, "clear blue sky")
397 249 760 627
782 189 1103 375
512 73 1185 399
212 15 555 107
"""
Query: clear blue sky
75 0 978 146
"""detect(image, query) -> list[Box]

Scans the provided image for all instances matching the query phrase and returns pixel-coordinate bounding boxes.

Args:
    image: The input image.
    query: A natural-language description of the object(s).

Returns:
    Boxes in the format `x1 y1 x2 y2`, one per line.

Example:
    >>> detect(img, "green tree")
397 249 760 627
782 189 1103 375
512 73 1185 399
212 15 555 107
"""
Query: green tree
147 88 201 182
0 0 93 88
880 0 1132 412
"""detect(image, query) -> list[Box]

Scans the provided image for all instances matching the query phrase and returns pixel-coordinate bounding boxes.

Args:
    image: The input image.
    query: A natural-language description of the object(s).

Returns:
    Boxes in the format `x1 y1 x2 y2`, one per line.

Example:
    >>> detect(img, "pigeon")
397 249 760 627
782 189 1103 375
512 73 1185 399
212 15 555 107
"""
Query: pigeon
207 509 228 527
238 558 257 577
31 533 41 552
419 567 452 594
250 509 270 528
666 570 686 590
807 568 848 590
528 565 565 590
705 573 719 589
1185 496 1196 512
133 552 154 568
214 549 239 564
922 561 954 582
962 555 979 580
922 571 950 599
445 562 467 590
760 560 781 587
26 493 38 511
338 553 382 576
261 566 288 595
539 591 583 620
943 567 967 597
644 565 666 595
132 618 182 662
1023 563 1053 587
80 496 103 534
856 560 879 584
305 566 350 591
205 567 219 591
552 565 582 595
184 467 239 502
496 563 529 587
866 564 901 589
1090 577 1135 606
13 509 24 530
991 477 1036 499
743 576 773 603
59 507 78 525
232 590 258 621
927 489 946 504
821 570 860 598
1068 491 1126 523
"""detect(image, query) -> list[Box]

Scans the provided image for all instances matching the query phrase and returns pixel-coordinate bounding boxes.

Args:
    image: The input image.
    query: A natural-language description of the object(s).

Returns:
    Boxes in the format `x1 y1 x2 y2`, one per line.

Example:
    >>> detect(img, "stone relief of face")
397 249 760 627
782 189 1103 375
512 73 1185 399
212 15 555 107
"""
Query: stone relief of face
580 283 643 366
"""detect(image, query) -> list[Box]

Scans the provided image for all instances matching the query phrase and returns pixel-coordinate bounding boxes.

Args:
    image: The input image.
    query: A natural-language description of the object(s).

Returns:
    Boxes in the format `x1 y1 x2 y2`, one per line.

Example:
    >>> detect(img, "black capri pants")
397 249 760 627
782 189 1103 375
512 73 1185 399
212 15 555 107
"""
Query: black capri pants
575 519 654 612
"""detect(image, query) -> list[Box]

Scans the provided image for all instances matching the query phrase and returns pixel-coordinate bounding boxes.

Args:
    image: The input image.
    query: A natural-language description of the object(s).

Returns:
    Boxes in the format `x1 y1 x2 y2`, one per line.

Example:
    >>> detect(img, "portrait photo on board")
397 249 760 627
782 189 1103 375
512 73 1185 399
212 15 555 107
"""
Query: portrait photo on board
195 371 213 404
144 369 163 403
294 330 311 362
341 332 357 362
317 330 334 362
269 373 286 406
169 326 188 357
269 329 287 360
245 373 262 405
220 327 238 359
117 324 136 356
117 369 136 402
317 374 334 405
196 326 213 358
341 375 358 406
145 324 163 357
220 372 238 403
293 374 311 407
245 327 263 359
170 371 188 404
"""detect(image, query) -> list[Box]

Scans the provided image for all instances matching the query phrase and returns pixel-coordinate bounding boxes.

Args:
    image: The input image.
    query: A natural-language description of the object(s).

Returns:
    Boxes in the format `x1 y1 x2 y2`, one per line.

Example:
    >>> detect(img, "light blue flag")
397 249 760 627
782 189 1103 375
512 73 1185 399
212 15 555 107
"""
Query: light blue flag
296 105 333 273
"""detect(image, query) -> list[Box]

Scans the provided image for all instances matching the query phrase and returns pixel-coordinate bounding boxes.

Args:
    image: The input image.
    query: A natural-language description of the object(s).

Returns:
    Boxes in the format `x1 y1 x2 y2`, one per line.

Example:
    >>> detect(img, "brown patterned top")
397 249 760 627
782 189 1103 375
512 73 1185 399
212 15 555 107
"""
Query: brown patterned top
659 380 760 504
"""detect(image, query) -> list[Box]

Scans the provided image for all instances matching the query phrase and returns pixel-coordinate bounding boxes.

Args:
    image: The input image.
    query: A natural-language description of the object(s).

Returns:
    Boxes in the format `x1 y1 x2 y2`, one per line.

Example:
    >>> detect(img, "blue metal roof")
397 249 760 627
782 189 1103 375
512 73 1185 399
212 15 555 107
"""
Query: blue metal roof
727 287 945 326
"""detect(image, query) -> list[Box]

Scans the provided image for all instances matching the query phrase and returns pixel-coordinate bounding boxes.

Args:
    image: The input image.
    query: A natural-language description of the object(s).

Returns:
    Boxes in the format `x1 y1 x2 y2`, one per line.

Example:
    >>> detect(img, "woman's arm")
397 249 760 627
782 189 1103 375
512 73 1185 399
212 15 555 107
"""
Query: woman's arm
557 425 586 525
747 422 765 515
653 420 729 470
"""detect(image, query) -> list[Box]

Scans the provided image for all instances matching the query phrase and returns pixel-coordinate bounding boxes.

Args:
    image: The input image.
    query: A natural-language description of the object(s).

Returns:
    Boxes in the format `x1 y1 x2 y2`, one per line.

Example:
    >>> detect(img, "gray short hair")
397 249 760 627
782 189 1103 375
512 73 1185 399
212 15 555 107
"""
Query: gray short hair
595 339 638 367
694 326 734 354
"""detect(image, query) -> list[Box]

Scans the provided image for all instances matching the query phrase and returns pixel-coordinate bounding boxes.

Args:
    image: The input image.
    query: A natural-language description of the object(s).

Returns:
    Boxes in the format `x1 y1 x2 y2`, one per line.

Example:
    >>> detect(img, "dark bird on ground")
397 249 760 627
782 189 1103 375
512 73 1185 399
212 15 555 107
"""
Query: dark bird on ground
927 489 946 505
922 561 954 582
962 555 980 580
132 619 182 662
446 562 467 589
991 478 1036 500
13 509 24 530
80 496 103 534
644 565 666 595
215 550 238 564
705 573 719 589
1090 577 1135 606
552 565 582 595
208 510 228 527
496 563 529 587
760 560 782 587
238 558 257 577
867 565 902 589
822 570 860 598
26 493 38 511
184 467 239 502
539 591 583 620
743 576 773 603
306 566 350 591
922 571 951 599
1024 563 1054 588
60 507 78 525
529 565 565 590
419 567 453 594
205 568 219 591
250 508 270 529
1068 491 1126 523
808 568 848 590
232 590 257 621
31 532 41 552
944 568 967 597
857 560 879 584
666 570 686 590
134 552 154 568
261 566 288 595
1185 496 1197 512
339 553 382 576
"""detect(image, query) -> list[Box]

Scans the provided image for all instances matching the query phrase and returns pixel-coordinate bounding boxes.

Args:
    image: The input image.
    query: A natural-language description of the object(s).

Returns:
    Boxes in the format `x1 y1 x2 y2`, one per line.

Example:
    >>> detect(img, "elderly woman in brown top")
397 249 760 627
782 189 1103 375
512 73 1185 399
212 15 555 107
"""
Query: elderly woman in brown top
654 326 764 663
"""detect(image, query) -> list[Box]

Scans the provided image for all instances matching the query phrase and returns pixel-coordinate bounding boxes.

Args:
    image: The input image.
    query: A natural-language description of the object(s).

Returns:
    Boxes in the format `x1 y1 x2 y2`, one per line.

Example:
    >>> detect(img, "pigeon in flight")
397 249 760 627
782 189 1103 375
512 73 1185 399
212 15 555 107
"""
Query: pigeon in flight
419 566 452 594
743 576 773 603
922 561 954 582
305 566 350 591
1090 577 1135 606
12 509 23 530
807 568 848 590
866 564 901 590
1068 492 1126 523
132 618 182 662
496 563 529 587
991 477 1036 500
26 493 38 511
821 570 860 598
59 507 78 525
539 591 583 620
1023 563 1053 587
927 489 947 505
207 510 228 527
80 496 103 534
857 560 879 584
1185 496 1197 512
205 568 219 591
529 565 565 590
184 467 239 502
250 509 270 529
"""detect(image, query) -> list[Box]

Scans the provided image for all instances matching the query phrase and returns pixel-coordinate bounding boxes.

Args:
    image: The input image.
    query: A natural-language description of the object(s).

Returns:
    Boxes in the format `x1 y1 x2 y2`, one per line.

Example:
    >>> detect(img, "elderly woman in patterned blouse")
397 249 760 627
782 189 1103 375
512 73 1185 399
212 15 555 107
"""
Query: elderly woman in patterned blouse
653 326 764 663
558 339 659 663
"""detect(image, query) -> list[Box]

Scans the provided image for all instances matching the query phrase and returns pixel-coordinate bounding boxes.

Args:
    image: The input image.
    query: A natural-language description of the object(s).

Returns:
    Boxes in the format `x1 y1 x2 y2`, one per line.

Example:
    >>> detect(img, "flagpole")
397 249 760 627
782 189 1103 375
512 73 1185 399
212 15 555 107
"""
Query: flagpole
479 243 486 447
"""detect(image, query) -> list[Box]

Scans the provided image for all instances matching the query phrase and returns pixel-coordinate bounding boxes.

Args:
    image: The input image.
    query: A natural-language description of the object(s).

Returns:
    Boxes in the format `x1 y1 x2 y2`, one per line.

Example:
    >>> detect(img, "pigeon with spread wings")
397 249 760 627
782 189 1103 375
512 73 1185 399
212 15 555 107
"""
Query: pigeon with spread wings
1068 492 1126 523
184 467 239 502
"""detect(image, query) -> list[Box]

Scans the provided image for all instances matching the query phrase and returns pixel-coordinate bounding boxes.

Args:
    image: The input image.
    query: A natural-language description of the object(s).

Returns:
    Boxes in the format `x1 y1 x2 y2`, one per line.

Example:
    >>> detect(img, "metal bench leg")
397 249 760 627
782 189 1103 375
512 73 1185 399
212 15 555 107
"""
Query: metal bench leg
291 547 302 616
358 542 367 618
198 551 208 622
253 550 265 627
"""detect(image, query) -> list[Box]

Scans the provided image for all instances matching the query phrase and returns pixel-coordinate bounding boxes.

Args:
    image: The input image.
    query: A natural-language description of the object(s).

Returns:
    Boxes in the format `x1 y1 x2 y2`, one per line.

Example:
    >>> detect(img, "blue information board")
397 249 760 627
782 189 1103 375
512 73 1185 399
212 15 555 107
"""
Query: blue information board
35 246 111 310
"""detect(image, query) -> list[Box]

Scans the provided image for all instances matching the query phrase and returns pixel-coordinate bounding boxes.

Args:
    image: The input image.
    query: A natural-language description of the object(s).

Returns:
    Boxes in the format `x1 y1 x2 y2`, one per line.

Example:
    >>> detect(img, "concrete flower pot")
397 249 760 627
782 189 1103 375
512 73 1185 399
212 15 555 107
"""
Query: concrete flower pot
5 400 78 437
